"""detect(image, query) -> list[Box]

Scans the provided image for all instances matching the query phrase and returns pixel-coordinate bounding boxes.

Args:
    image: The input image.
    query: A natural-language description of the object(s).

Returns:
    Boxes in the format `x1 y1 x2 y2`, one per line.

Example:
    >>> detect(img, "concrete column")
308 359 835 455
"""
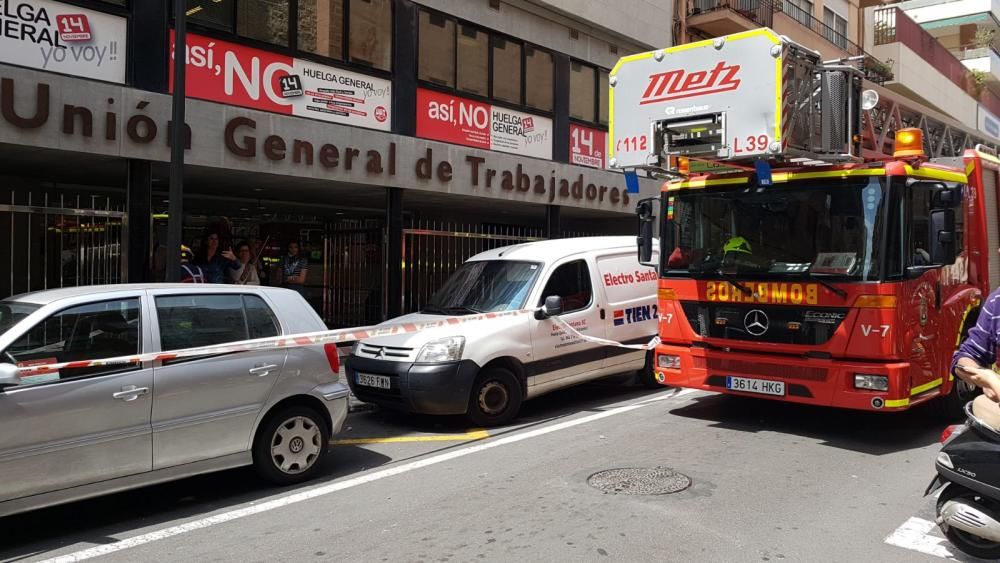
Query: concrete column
546 204 561 239
553 53 571 163
386 187 404 318
393 0 419 137
126 159 153 283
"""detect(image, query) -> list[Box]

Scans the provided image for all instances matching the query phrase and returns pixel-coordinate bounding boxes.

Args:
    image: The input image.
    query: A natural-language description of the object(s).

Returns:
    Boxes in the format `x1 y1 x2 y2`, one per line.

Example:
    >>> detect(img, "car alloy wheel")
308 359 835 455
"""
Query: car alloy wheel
270 415 322 475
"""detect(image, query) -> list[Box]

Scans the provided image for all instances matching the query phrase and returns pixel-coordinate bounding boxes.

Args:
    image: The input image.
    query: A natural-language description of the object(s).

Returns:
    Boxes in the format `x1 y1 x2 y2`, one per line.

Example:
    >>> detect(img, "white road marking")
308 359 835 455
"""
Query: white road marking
884 517 961 560
41 388 702 563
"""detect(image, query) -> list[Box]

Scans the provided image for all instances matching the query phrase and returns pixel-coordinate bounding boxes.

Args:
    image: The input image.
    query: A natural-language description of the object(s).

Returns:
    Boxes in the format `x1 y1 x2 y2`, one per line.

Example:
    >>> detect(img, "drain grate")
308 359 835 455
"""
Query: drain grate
587 467 691 495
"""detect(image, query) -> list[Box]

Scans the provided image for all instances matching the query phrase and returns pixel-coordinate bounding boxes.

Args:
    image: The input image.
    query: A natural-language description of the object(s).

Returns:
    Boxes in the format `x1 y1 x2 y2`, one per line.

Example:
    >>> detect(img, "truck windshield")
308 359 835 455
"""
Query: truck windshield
664 177 887 281
422 260 541 314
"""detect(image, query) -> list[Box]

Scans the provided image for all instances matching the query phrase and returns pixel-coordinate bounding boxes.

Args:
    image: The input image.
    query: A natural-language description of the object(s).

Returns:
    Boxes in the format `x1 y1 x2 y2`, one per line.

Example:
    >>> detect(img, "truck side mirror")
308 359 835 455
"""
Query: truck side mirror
930 185 961 209
535 296 563 320
636 198 656 267
930 208 957 265
0 363 21 390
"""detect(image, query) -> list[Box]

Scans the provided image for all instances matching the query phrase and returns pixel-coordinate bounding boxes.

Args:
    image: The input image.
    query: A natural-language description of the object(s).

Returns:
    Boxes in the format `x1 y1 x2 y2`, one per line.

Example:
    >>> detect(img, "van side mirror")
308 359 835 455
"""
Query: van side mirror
0 363 21 390
930 208 957 265
636 198 657 267
535 296 563 320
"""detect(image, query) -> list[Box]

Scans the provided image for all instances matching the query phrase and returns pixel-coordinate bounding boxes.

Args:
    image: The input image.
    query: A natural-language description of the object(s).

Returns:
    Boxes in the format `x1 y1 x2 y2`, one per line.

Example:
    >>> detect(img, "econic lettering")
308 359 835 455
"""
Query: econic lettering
640 61 741 105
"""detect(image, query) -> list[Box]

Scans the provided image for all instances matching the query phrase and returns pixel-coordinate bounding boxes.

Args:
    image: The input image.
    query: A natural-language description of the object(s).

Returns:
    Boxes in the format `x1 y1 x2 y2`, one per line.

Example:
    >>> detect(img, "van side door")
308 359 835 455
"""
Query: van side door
149 293 286 469
0 296 152 503
527 258 607 391
597 252 659 371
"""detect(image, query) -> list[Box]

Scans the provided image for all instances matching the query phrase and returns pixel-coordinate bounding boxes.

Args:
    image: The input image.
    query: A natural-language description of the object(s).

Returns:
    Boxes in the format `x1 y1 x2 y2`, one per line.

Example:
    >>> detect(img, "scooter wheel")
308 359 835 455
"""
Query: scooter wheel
937 485 1000 560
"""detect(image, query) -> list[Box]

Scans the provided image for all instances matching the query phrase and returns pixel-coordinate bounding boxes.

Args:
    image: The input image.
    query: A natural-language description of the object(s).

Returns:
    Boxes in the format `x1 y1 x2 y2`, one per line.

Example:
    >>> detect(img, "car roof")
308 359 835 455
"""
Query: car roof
5 284 284 305
468 236 649 262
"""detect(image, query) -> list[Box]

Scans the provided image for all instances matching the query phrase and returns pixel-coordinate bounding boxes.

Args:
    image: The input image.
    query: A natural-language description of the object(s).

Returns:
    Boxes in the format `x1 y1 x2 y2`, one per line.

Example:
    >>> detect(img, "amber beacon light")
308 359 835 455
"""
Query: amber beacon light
893 128 925 158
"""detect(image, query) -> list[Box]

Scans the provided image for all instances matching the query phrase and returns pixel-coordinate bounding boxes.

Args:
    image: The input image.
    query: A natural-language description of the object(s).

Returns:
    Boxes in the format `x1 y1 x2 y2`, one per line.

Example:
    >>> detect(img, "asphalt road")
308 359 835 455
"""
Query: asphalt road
0 382 968 563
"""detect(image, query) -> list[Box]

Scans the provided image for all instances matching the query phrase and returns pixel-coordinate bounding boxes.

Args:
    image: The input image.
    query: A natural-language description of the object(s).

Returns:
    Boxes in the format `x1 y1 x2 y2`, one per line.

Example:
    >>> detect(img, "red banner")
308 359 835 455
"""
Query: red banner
416 89 491 149
569 123 607 169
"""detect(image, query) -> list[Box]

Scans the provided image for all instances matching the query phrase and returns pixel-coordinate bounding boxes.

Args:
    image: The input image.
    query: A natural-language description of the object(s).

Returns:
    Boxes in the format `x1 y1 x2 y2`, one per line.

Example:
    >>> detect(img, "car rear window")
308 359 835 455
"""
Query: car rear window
155 294 281 352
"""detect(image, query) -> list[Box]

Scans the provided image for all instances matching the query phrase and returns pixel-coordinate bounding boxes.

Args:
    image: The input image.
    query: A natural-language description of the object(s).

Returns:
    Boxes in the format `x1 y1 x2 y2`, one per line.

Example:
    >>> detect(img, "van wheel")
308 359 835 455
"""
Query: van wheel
467 368 523 427
637 351 661 389
253 406 329 486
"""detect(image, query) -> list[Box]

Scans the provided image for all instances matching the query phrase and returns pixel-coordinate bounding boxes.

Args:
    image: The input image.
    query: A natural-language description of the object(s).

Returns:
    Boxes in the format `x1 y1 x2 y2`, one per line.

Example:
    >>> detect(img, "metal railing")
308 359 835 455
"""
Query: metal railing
688 0 776 28
780 1 863 57
959 46 1000 62
873 6 1000 116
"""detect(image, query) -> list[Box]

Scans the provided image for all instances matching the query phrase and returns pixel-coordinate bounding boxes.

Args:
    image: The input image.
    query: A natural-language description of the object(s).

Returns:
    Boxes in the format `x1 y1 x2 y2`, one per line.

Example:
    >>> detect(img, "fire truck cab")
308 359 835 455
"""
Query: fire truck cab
610 28 1000 414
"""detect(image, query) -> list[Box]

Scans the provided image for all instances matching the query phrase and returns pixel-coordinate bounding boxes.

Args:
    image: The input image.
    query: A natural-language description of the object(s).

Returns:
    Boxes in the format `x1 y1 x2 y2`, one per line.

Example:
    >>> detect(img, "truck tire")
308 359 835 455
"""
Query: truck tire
637 351 661 389
932 377 979 421
466 367 523 427
253 406 330 486
933 318 981 421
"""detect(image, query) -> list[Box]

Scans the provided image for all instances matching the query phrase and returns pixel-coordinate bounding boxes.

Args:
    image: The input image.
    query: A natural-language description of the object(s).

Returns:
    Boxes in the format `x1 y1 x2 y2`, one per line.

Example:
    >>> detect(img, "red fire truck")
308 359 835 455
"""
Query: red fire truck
610 28 1000 414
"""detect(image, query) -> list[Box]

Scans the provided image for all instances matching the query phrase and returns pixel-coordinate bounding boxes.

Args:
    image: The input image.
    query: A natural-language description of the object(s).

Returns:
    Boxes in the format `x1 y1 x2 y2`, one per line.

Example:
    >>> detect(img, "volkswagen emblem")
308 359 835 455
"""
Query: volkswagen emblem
744 309 769 336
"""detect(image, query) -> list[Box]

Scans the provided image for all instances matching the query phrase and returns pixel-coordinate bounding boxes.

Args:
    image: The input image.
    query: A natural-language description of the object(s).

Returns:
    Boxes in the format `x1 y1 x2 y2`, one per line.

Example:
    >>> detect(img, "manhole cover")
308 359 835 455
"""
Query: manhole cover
587 467 691 495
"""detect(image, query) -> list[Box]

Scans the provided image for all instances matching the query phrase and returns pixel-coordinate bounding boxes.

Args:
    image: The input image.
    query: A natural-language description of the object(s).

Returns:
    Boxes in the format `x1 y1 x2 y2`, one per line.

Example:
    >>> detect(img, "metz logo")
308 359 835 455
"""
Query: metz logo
640 61 741 105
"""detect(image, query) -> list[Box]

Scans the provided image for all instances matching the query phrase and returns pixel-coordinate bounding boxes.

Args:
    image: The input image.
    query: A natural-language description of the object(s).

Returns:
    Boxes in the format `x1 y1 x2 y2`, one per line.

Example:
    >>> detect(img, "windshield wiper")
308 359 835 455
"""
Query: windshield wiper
420 304 449 315
443 306 485 315
715 268 754 297
799 272 848 300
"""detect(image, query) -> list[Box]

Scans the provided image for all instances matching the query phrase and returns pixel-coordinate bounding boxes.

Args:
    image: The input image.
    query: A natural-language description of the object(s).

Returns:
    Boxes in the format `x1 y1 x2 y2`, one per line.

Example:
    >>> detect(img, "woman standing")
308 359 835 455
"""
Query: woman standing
278 240 309 296
195 232 241 284
230 241 261 285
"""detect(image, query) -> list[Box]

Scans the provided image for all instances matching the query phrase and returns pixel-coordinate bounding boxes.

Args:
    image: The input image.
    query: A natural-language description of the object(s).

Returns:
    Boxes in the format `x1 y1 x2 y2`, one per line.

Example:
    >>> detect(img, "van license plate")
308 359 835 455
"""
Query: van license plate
726 376 785 396
357 373 391 389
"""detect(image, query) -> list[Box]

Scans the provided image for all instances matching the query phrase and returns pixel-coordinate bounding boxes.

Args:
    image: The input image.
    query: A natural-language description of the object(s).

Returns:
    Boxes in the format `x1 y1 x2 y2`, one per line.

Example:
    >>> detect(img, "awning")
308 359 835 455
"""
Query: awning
920 12 994 30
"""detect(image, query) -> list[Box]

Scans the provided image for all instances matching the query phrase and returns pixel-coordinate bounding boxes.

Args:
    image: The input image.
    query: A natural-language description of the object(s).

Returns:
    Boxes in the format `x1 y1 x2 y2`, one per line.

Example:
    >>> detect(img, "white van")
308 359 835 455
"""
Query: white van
345 236 659 426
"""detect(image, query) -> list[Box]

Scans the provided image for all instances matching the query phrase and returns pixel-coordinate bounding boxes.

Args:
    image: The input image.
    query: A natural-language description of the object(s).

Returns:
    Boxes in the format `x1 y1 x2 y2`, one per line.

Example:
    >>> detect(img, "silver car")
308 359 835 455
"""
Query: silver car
0 284 349 517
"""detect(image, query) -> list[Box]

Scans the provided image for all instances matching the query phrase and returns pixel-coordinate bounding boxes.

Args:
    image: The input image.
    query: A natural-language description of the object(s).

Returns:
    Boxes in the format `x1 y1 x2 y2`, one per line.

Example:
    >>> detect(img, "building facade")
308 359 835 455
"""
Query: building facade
0 0 671 327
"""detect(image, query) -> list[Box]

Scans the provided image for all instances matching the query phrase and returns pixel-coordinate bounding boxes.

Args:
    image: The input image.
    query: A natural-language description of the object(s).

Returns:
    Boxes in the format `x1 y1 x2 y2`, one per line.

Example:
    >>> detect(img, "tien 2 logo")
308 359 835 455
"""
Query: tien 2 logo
613 304 659 327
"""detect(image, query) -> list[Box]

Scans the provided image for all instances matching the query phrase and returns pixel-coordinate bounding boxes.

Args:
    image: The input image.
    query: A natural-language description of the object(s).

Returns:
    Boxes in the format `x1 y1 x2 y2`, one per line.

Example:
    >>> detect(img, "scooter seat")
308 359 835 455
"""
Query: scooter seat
972 394 1000 431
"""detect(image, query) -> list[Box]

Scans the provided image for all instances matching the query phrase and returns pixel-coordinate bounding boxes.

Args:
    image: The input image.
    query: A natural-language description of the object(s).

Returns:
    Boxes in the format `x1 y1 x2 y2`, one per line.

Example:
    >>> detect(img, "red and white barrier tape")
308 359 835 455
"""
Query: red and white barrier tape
14 309 660 377
550 316 660 351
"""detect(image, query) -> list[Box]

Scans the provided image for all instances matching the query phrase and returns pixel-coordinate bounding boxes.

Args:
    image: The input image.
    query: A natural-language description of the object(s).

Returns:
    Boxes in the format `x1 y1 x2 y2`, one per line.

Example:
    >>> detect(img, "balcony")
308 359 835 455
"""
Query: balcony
686 0 776 38
961 46 1000 94
867 6 1000 127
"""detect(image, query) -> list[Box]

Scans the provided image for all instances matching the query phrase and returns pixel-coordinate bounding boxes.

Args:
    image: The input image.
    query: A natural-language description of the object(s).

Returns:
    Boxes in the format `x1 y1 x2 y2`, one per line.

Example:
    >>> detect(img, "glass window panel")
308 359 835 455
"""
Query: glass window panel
298 0 344 60
457 25 489 96
244 295 281 339
538 261 592 313
570 61 596 122
492 37 522 104
418 11 456 88
185 0 235 31
349 0 392 70
237 0 290 46
4 299 141 384
598 69 609 125
155 295 248 352
524 46 553 111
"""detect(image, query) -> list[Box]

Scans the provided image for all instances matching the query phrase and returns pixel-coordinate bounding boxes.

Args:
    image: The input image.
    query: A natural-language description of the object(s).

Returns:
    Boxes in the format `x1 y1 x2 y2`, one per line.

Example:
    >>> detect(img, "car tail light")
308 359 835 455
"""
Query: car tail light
323 343 341 374
940 424 964 445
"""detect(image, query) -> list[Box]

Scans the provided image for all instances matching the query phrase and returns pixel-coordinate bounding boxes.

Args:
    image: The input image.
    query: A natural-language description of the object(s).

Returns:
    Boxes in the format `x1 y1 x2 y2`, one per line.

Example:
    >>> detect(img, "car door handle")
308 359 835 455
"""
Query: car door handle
249 363 280 377
112 386 149 401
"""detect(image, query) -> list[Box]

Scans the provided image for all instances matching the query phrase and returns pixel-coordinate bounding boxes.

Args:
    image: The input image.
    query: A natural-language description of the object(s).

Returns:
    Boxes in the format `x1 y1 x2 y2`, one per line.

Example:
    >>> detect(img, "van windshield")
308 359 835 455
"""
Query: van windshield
422 260 541 314
0 301 40 337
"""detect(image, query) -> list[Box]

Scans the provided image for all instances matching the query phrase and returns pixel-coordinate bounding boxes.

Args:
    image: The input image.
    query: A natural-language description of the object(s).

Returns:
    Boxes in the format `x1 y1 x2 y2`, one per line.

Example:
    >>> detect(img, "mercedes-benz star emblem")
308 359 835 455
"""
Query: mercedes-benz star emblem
744 309 769 336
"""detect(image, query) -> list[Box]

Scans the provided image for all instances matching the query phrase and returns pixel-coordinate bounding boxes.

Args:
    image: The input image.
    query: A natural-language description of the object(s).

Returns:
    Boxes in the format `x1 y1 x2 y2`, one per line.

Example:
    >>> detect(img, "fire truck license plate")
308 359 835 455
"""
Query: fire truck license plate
726 376 785 396
357 373 391 389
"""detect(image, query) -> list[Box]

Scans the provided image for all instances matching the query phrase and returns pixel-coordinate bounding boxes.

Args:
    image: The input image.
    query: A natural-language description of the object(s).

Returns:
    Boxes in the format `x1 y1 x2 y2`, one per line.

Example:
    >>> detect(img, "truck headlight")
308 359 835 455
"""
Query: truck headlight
416 336 466 363
854 374 889 391
657 354 681 370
